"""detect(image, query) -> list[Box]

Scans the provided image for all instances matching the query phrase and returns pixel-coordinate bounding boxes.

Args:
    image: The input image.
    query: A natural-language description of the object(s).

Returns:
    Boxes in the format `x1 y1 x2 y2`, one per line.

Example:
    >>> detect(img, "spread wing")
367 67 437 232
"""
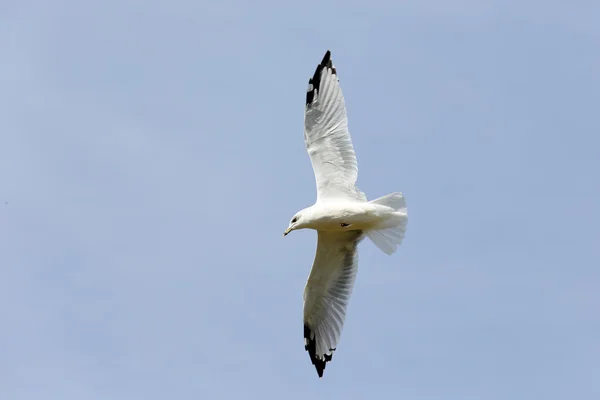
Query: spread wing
304 51 365 202
303 230 365 377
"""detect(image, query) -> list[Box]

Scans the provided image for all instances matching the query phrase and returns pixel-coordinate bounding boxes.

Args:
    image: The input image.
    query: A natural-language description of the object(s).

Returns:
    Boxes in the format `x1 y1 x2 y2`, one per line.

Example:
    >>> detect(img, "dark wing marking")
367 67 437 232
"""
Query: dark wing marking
306 50 337 106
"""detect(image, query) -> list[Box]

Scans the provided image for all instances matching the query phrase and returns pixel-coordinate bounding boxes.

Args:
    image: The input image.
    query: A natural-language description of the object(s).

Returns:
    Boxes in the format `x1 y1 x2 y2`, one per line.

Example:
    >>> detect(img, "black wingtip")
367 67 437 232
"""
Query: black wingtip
306 50 337 106
320 50 332 66
304 324 334 378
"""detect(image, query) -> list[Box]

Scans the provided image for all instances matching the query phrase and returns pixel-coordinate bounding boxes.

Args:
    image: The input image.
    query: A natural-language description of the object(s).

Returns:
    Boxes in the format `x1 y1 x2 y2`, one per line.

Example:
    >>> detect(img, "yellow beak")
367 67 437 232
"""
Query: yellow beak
283 227 292 236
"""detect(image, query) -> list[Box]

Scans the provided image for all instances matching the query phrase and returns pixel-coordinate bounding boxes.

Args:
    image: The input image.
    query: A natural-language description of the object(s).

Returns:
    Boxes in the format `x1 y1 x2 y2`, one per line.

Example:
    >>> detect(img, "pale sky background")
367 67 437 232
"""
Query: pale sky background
1 1 599 399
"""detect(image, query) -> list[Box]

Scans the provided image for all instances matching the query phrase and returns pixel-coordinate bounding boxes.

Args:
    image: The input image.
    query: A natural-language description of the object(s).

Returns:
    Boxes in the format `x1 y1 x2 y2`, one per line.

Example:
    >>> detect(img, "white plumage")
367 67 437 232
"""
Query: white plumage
284 50 408 378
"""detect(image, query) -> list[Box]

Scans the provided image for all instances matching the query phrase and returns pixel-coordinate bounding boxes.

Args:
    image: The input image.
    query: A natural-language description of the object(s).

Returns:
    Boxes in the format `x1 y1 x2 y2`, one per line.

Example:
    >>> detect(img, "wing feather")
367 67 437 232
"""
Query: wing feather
303 230 364 377
304 51 365 202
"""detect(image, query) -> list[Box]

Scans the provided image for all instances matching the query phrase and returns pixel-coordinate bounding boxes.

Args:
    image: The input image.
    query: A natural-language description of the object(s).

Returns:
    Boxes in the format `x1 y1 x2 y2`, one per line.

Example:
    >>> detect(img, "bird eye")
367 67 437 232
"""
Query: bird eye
291 217 298 224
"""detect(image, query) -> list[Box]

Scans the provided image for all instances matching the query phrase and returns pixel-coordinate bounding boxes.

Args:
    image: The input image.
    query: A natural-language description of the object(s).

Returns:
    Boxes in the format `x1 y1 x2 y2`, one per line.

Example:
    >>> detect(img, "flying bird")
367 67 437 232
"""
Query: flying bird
284 50 409 378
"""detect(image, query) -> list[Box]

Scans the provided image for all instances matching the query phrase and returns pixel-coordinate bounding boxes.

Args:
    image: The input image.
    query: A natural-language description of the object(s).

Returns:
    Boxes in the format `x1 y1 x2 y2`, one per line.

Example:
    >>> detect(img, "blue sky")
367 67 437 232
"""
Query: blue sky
1 1 599 398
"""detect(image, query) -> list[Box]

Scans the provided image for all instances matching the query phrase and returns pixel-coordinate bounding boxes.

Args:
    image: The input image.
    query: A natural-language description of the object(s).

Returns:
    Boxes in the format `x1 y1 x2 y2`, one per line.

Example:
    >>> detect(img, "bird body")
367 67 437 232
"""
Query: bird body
284 50 408 377
290 201 405 233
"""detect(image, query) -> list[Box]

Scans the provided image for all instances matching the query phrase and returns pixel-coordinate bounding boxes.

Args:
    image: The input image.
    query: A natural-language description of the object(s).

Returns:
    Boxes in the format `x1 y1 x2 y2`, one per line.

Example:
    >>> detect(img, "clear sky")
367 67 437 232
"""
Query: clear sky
1 1 599 399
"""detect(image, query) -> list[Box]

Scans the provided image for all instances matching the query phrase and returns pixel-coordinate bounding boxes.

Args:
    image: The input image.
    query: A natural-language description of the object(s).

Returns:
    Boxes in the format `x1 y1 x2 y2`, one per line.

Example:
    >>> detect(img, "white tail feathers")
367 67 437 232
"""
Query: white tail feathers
369 192 407 212
366 192 408 255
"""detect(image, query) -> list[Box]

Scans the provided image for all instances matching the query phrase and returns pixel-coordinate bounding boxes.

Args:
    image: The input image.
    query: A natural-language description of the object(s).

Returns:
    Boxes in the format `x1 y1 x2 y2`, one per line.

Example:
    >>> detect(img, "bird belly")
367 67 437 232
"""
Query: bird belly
313 203 385 231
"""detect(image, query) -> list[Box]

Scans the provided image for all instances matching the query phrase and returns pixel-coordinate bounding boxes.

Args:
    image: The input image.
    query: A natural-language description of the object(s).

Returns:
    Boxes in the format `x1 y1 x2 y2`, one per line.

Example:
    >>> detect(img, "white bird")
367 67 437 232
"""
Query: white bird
284 50 408 378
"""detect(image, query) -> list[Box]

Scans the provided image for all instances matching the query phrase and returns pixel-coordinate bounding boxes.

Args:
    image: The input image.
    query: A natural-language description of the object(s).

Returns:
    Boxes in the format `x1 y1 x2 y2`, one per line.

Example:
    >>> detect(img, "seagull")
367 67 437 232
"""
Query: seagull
283 50 409 378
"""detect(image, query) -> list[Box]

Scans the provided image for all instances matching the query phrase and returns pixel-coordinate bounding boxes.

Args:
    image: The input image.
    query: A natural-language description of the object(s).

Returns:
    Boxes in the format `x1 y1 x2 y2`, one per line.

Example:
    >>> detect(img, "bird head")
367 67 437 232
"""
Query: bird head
284 211 306 236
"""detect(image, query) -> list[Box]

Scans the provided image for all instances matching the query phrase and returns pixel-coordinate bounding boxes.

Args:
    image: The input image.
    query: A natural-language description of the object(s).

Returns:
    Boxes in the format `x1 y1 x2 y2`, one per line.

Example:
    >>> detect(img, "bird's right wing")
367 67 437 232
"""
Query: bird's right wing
303 230 365 378
304 51 365 202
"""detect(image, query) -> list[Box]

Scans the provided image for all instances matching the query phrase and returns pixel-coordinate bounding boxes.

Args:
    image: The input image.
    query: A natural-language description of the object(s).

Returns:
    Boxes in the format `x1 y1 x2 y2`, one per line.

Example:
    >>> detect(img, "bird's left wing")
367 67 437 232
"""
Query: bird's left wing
304 50 365 202
303 230 365 378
